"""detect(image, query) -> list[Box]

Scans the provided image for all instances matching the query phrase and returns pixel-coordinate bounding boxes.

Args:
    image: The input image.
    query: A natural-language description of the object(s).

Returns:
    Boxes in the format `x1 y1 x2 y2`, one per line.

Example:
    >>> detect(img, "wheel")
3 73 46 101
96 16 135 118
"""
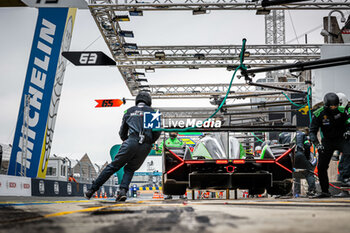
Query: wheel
162 174 187 195
267 179 292 196
249 188 265 195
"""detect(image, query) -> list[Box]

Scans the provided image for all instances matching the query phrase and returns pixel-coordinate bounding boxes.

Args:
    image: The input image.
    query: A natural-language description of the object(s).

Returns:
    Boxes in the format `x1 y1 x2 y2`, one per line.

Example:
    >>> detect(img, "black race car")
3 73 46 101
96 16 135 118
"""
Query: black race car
162 131 295 196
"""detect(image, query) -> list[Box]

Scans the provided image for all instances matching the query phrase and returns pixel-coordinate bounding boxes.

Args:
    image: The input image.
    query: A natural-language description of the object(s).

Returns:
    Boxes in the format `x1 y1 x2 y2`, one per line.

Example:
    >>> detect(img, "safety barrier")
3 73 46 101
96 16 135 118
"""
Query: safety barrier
31 178 117 197
0 174 31 196
136 186 162 191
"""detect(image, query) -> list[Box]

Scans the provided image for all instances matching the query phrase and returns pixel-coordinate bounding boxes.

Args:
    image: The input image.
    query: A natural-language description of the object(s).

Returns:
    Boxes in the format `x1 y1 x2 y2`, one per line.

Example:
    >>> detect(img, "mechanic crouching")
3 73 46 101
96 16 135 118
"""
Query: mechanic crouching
85 92 161 201
309 92 350 198
293 128 316 197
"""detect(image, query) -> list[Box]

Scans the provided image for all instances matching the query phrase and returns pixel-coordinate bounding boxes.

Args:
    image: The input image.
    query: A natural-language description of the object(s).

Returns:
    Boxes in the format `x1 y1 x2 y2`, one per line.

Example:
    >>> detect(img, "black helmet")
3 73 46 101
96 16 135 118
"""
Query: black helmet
323 92 339 108
169 132 178 139
135 92 152 106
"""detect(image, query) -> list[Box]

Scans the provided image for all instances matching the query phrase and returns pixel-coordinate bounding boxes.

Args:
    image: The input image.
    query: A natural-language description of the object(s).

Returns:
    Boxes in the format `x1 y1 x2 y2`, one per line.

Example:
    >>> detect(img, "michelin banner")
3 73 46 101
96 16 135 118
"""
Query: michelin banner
8 8 76 178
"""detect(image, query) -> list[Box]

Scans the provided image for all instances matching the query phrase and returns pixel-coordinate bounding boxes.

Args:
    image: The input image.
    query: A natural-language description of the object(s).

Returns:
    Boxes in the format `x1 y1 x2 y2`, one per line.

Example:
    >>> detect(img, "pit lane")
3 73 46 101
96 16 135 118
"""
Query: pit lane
1 195 350 233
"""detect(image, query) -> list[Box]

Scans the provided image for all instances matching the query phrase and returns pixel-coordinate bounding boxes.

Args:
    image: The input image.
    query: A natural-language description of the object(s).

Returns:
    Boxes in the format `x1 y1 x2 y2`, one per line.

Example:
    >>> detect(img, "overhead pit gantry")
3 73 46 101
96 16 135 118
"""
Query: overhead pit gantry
87 0 349 98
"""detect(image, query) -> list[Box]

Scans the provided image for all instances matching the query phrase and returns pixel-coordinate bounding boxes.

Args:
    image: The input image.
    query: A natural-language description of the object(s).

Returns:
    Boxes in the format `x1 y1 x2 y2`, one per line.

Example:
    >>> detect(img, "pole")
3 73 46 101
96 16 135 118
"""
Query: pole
65 157 71 181
88 164 91 183
20 94 30 176
76 160 82 182
0 145 2 172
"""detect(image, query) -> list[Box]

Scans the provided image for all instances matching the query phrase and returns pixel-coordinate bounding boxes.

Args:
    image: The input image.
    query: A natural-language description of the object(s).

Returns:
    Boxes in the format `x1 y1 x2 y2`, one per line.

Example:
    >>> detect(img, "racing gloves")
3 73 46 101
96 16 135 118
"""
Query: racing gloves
317 144 325 154
344 131 350 140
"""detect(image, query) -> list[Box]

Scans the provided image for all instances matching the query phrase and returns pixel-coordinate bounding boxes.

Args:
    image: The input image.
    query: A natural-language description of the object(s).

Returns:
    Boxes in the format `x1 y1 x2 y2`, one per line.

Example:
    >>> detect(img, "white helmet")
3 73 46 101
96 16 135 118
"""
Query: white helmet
336 92 348 107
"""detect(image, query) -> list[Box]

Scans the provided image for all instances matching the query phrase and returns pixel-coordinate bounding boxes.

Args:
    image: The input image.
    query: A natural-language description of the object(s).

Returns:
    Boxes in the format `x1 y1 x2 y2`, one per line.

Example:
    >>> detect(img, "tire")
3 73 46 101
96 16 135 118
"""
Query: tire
249 188 265 195
162 174 187 196
267 179 293 196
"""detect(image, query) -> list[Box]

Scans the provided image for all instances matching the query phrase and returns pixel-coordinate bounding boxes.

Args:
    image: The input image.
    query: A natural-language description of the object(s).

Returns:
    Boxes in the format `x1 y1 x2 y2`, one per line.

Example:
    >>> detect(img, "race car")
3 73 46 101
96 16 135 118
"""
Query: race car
162 132 294 196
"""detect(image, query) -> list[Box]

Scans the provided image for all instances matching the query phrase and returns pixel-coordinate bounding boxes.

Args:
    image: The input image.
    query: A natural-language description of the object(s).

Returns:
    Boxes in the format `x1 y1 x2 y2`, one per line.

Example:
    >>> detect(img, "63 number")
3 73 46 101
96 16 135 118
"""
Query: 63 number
79 53 98 64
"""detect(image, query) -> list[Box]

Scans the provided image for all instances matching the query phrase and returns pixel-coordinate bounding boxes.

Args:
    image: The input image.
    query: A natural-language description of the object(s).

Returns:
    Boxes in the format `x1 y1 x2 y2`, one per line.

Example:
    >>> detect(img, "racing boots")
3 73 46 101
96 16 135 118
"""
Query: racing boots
310 192 331 199
341 178 350 187
115 188 128 202
84 188 96 200
306 190 316 197
164 195 173 200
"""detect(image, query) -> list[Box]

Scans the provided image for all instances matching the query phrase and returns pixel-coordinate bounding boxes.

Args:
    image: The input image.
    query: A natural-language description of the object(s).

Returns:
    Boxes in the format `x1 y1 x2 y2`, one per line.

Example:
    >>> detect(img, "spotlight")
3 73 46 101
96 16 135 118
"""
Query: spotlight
119 30 134 38
140 89 151 93
256 8 271 15
135 78 148 82
129 10 143 16
145 67 155 73
155 51 166 59
226 65 238 71
126 51 139 56
193 8 207 15
138 85 150 88
113 15 130 21
123 43 138 49
194 53 205 60
132 72 145 77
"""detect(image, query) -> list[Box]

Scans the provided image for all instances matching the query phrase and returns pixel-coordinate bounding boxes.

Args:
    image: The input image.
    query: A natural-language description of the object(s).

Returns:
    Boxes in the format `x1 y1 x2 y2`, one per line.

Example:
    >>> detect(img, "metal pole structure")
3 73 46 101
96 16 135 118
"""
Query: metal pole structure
328 10 345 43
20 94 30 176
244 55 350 75
225 92 283 99
95 163 101 175
65 157 71 181
76 160 82 183
88 164 91 183
0 145 2 173
223 98 305 109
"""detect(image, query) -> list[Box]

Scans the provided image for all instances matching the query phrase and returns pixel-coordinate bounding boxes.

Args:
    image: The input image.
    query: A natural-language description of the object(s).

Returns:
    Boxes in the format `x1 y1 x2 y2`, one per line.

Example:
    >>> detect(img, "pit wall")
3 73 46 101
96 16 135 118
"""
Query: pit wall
0 175 117 197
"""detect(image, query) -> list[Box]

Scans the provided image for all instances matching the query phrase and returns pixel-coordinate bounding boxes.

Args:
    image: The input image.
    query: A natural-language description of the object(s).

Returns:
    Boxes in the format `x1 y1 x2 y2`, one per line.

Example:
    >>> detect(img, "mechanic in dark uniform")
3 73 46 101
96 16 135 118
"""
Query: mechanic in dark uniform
336 93 350 187
309 92 350 198
85 92 161 201
278 122 292 145
278 132 291 144
293 128 316 197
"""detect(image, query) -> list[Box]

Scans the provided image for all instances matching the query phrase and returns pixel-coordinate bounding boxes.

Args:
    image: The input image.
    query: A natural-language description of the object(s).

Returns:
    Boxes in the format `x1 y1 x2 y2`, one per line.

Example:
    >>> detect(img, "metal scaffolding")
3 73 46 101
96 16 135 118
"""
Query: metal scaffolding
149 82 307 98
89 1 350 11
88 0 348 97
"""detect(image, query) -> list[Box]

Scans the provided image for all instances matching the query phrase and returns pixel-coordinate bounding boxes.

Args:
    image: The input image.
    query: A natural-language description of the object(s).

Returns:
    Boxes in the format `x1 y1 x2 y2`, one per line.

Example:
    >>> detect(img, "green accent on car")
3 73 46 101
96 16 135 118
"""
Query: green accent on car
192 142 212 159
260 145 268 159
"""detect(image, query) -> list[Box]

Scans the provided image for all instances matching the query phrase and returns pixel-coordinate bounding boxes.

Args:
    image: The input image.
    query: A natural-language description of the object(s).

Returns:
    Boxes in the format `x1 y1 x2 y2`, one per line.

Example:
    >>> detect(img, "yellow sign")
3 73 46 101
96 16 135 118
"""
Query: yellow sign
181 138 195 145
298 105 309 115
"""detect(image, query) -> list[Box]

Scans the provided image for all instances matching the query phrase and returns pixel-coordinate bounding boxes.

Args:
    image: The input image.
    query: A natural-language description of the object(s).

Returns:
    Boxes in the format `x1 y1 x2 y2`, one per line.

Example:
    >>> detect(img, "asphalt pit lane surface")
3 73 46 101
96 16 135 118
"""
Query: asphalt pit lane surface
147 208 179 214
91 209 137 215
159 211 181 224
183 206 195 212
0 206 43 224
96 206 249 233
0 207 63 233
195 215 210 224
80 204 108 209
147 226 172 231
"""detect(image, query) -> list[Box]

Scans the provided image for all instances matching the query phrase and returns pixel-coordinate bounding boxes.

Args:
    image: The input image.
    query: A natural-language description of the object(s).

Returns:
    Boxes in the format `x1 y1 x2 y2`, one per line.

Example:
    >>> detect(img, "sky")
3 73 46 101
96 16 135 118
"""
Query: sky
0 5 348 166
